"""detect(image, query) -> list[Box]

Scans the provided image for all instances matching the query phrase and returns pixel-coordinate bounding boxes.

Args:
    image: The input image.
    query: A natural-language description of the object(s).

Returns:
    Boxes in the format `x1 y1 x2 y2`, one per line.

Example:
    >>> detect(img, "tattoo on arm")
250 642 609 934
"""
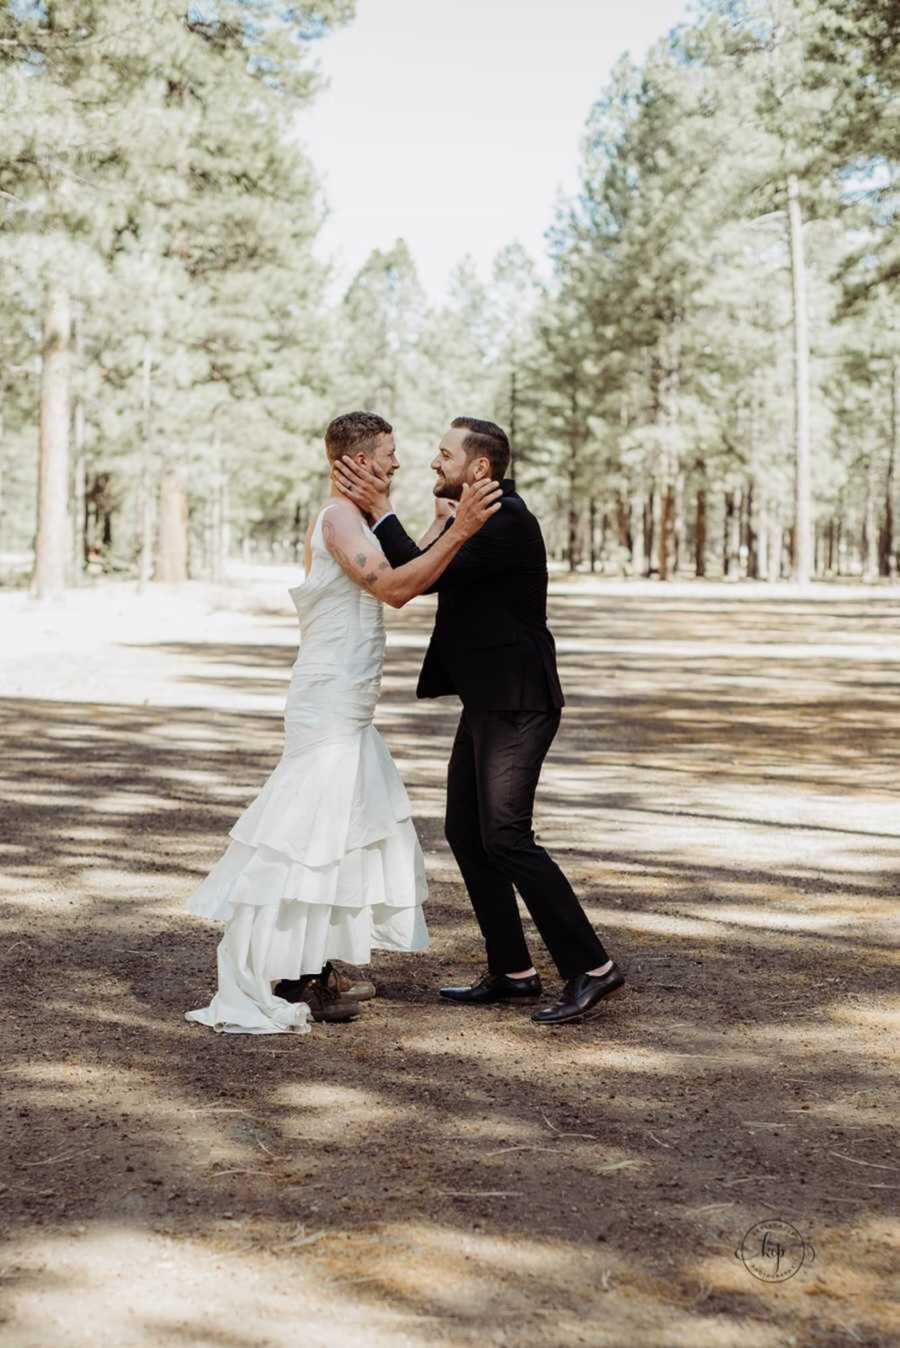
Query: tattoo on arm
322 517 379 594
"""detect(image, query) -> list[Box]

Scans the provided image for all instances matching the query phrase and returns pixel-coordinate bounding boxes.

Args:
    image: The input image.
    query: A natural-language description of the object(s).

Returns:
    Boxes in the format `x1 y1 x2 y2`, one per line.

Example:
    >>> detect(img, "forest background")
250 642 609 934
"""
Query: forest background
2 0 898 595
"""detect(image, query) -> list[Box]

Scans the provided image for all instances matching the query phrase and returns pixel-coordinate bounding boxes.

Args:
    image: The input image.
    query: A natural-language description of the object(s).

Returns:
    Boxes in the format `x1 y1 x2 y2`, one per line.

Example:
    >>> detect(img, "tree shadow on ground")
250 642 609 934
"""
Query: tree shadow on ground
1 587 898 1347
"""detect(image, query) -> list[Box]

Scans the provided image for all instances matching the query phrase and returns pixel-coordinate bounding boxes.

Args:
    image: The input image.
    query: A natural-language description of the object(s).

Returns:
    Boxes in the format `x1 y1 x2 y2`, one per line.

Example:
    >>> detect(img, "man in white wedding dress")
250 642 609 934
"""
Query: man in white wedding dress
184 412 501 1035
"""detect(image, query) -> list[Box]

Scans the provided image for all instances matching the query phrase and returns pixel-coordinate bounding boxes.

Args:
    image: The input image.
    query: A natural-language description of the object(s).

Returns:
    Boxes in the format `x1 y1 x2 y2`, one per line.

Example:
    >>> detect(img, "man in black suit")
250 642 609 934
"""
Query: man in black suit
334 417 623 1024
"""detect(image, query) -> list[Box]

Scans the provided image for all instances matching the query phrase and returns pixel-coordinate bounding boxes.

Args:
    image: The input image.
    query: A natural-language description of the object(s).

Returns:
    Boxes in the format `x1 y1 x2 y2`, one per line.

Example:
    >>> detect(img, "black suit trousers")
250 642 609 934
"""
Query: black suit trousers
445 708 608 980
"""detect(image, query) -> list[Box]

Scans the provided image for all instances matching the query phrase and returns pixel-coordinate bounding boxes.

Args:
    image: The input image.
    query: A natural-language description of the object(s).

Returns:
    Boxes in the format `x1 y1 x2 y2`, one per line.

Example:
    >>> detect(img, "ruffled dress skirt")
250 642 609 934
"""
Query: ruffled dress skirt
184 713 429 1035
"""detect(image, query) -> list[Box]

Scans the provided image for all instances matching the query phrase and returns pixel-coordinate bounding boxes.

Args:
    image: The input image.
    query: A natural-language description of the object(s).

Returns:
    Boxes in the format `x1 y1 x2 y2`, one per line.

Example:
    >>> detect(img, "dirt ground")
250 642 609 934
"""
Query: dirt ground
1 572 897 1348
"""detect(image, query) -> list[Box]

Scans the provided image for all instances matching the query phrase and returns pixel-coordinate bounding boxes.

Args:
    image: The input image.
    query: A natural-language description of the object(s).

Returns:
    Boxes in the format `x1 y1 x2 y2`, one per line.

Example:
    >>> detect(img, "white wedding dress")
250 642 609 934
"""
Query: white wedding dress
184 503 429 1034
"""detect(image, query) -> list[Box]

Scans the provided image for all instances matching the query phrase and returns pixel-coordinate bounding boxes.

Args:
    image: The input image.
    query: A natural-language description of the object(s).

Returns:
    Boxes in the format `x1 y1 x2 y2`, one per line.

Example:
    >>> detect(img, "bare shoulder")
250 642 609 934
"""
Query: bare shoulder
320 498 360 522
320 499 363 541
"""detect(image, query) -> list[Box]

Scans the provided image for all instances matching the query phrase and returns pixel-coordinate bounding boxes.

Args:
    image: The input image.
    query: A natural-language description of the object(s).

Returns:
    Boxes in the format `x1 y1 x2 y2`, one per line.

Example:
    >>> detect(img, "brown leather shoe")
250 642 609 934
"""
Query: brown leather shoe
328 961 377 1001
273 972 361 1023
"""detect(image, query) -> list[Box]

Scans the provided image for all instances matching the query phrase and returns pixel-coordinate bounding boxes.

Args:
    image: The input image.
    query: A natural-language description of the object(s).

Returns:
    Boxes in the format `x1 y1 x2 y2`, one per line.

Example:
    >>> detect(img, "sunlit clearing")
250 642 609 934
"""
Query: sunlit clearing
270 1082 405 1141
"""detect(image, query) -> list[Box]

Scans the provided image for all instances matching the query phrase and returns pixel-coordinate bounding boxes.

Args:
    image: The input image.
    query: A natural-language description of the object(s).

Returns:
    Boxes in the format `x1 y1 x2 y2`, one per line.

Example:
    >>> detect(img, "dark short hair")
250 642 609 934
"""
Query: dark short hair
325 412 393 464
451 416 510 479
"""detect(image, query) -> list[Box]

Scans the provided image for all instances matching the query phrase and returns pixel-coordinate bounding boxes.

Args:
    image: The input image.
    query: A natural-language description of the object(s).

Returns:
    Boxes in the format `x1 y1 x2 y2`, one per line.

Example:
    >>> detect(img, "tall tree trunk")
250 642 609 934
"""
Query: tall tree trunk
769 521 783 581
786 173 813 583
566 375 582 571
892 358 899 580
588 496 597 573
729 487 743 577
33 284 71 598
722 492 730 577
71 305 86 581
694 485 706 577
646 486 658 576
210 433 228 583
72 401 86 580
615 490 631 552
138 340 155 591
567 466 579 572
673 472 685 575
757 496 770 580
630 488 645 576
864 455 878 582
156 466 188 583
508 368 518 480
660 333 681 579
881 358 898 579
745 480 758 578
837 517 846 575
292 501 303 565
658 483 674 580
0 410 4 557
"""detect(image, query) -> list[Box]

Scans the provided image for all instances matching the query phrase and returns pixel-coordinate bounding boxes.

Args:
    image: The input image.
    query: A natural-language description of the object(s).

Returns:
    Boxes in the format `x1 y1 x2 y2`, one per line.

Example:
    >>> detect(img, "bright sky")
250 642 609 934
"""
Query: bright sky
299 0 691 301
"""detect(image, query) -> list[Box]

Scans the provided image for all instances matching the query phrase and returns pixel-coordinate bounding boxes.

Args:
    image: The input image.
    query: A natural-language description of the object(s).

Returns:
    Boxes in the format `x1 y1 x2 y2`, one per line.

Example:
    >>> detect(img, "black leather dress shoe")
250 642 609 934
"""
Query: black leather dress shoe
531 963 625 1025
439 971 542 1005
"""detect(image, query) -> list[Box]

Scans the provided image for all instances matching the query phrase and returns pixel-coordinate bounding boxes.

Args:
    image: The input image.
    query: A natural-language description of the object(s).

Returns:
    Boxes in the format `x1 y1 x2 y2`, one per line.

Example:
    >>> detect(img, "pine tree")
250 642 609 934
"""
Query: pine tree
1 0 354 588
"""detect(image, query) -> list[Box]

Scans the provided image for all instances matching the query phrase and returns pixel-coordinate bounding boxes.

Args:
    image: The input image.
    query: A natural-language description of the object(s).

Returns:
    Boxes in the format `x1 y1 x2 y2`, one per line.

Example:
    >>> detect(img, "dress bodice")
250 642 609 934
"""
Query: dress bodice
283 505 385 750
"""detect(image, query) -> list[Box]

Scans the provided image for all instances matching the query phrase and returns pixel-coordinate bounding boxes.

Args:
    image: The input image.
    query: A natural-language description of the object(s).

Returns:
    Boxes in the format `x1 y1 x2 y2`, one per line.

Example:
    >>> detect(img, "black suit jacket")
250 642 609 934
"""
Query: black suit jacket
373 480 564 710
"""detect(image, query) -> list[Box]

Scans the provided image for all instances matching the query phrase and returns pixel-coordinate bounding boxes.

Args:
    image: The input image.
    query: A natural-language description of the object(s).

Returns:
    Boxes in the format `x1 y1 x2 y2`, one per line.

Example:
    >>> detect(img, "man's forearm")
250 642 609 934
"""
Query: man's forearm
375 513 425 568
373 507 442 548
382 522 467 607
417 518 445 548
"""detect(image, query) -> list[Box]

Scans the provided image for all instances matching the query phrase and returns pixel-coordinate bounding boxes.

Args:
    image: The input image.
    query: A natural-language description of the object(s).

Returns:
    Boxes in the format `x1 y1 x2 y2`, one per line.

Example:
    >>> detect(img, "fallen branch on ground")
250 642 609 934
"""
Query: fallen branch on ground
482 1144 562 1158
438 1190 521 1198
829 1151 900 1172
254 1136 286 1161
540 1111 598 1140
20 1149 94 1168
